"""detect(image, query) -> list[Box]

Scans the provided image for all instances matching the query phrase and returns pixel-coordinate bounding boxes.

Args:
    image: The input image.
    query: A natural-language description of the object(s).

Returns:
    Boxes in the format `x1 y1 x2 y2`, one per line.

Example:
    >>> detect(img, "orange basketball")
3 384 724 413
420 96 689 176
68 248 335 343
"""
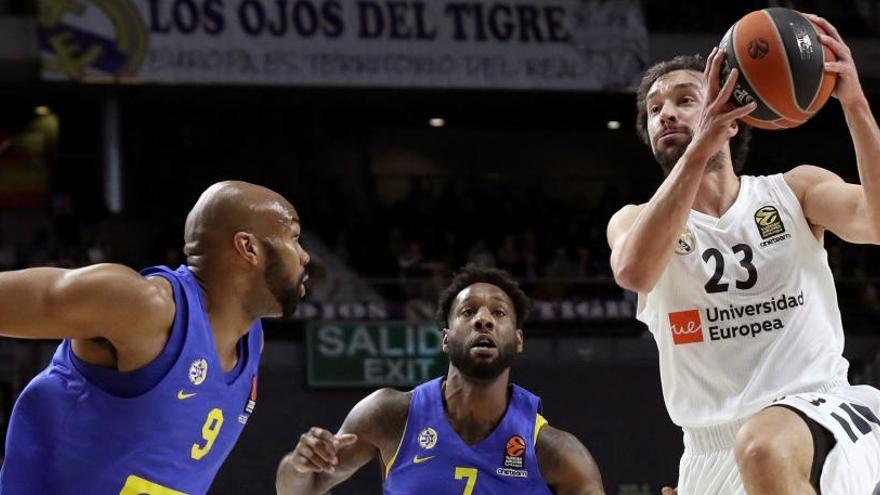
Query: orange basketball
505 435 526 457
719 8 837 130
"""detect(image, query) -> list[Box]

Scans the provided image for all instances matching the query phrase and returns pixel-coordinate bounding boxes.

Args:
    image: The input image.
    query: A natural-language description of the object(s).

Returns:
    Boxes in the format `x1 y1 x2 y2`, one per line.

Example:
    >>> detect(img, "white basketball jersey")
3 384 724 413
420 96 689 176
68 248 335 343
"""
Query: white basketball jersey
637 174 850 428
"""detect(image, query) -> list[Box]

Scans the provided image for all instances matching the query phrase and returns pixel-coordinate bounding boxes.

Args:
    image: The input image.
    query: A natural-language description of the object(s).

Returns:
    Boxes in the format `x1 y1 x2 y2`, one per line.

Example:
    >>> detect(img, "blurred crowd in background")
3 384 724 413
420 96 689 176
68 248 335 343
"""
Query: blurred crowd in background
3 175 880 318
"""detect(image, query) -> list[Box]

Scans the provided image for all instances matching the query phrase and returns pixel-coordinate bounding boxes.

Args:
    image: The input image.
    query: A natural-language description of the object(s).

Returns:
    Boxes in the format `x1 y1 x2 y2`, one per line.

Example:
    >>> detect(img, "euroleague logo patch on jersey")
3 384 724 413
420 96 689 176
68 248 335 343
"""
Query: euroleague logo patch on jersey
668 310 704 344
675 227 697 255
503 435 526 468
188 358 208 385
497 434 529 478
240 375 258 425
754 206 786 239
245 375 257 414
418 427 438 449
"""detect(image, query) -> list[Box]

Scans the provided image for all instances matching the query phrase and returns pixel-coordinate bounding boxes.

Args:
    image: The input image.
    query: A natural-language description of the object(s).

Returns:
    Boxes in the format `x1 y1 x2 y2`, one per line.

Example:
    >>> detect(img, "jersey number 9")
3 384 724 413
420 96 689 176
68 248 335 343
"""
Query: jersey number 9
191 408 224 460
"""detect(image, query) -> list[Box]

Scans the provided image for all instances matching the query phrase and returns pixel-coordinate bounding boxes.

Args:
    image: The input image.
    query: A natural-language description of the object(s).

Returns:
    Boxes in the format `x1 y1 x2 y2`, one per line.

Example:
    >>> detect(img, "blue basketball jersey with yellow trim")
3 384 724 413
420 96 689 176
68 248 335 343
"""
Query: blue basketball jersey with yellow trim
0 265 262 495
384 377 552 495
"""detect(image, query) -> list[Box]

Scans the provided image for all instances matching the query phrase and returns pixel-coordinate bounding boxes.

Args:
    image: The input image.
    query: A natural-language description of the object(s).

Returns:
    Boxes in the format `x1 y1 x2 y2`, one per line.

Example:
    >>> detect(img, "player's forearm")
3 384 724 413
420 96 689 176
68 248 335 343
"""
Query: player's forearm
844 97 880 234
275 455 334 495
612 151 706 292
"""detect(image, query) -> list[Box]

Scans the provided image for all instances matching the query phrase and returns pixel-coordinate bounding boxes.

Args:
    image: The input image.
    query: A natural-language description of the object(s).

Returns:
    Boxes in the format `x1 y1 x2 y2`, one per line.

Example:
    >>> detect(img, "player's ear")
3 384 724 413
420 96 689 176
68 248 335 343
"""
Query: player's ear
441 328 449 353
233 232 259 265
515 329 523 353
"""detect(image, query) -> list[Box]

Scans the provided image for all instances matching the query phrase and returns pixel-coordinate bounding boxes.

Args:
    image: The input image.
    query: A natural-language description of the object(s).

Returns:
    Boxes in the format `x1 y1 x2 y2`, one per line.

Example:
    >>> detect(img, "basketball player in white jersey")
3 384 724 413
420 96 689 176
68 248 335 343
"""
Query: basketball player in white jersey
607 15 880 495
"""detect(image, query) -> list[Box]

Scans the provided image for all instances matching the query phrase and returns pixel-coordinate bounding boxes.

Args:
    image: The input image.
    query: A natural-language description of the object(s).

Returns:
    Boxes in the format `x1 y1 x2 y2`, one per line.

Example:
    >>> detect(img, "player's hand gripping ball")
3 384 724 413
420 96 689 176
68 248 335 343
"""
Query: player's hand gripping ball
718 8 837 129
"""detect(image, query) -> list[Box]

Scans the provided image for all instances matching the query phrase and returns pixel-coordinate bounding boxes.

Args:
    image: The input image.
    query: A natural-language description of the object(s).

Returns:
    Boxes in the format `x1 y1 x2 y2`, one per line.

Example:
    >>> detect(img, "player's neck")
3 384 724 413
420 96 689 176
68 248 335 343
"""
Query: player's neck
205 306 250 372
191 270 252 372
442 369 511 444
692 163 741 219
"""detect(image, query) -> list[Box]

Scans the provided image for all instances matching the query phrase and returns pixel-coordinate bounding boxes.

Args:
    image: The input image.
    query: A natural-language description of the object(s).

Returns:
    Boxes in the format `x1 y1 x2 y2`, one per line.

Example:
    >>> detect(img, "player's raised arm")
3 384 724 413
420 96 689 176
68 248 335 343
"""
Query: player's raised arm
536 425 605 495
784 15 880 245
276 388 409 495
608 48 756 293
0 263 173 344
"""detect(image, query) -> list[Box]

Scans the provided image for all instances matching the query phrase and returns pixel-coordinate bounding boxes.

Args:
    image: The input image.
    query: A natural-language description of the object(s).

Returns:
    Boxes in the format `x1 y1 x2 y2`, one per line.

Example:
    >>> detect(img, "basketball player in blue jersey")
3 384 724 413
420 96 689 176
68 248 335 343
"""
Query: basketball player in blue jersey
275 266 604 495
0 181 310 494
608 14 880 495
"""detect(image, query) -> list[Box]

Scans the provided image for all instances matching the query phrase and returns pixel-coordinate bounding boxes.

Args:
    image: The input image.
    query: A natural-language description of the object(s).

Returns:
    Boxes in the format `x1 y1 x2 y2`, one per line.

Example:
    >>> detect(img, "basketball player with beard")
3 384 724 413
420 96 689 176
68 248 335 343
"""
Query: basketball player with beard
0 181 310 494
608 15 880 495
276 266 604 495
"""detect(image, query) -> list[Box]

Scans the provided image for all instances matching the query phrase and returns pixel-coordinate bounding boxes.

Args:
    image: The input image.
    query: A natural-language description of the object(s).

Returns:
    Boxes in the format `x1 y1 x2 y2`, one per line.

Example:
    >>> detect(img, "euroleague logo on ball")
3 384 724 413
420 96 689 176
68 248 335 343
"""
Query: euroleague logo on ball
721 7 837 129
747 38 770 59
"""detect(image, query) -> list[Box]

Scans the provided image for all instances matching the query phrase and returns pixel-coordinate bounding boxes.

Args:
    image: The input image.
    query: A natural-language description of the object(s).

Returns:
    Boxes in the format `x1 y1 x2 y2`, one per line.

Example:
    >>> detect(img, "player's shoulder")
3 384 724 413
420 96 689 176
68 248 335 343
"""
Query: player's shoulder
342 388 412 444
535 424 604 493
535 425 604 495
364 387 413 411
60 264 176 361
783 165 844 201
535 424 581 456
68 263 172 299
55 263 174 324
346 388 412 433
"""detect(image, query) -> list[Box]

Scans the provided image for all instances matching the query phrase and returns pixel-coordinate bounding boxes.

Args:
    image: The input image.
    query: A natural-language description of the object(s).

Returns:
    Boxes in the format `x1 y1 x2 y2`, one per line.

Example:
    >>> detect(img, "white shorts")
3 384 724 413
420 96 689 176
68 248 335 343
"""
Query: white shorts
678 384 880 495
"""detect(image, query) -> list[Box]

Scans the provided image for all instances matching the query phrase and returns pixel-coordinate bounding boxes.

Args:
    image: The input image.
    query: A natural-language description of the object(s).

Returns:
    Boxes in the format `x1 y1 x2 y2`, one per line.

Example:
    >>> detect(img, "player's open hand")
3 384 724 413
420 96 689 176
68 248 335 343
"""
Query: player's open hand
803 13 865 107
290 427 358 474
660 486 677 495
688 46 757 163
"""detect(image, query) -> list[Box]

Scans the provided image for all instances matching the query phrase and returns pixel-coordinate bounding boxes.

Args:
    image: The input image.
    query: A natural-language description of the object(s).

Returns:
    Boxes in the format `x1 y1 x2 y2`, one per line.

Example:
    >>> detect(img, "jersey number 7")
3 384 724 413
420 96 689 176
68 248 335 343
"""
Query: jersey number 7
454 467 478 495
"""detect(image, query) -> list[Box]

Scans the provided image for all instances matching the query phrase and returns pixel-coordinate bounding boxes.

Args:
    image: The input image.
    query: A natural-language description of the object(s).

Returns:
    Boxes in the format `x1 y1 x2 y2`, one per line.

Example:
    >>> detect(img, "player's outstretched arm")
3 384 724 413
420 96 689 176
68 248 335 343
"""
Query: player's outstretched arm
0 264 173 343
276 388 409 495
785 15 880 245
536 425 605 495
608 48 757 293
275 427 363 495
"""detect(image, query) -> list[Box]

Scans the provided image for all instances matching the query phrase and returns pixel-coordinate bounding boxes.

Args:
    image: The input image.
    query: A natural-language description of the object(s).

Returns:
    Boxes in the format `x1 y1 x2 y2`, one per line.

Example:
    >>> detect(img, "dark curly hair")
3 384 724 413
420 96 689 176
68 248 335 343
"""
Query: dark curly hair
635 54 752 173
435 266 531 328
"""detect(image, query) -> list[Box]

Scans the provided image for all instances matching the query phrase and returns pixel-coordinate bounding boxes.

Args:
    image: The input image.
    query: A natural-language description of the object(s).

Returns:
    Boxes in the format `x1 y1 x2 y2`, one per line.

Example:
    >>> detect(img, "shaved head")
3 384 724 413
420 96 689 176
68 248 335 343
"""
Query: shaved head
183 181 309 319
184 181 297 258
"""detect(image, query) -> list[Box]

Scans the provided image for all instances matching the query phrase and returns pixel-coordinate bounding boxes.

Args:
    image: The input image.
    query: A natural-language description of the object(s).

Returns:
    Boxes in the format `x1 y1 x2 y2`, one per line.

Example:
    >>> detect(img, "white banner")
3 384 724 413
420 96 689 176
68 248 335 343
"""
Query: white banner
38 0 648 90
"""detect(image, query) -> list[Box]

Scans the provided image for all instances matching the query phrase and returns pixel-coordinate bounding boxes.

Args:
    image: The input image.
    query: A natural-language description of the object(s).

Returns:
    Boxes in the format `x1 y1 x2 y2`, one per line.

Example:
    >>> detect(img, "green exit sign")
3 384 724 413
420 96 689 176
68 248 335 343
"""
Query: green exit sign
306 321 448 388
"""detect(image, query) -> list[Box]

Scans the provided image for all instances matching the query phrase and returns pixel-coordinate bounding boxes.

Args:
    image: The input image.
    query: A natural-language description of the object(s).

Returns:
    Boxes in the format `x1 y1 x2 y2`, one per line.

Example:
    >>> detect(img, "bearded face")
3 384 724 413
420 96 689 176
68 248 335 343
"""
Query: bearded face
443 283 523 381
262 241 307 318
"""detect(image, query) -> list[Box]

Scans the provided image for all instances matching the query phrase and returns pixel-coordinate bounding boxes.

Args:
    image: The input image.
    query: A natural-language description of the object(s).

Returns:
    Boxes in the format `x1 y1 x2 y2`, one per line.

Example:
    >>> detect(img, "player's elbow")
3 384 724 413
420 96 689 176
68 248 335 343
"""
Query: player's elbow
611 261 654 294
